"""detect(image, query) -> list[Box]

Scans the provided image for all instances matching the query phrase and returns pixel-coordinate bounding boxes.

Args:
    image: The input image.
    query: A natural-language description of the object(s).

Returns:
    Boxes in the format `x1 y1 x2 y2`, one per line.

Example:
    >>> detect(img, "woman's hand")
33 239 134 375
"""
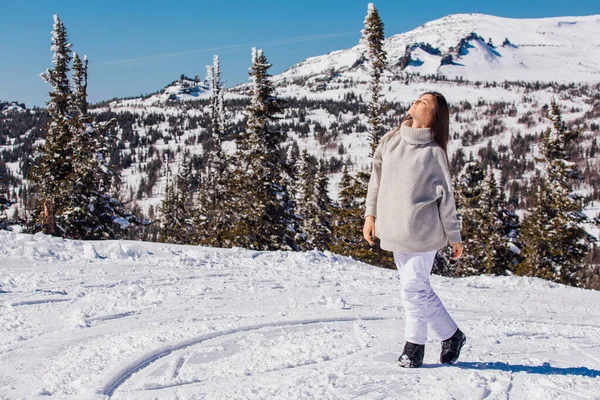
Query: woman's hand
363 216 376 245
450 242 463 260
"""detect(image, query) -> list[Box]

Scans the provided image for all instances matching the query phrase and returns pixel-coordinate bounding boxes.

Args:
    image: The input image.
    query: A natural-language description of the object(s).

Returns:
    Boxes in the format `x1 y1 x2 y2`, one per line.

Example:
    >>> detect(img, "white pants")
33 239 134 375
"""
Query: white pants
393 250 458 345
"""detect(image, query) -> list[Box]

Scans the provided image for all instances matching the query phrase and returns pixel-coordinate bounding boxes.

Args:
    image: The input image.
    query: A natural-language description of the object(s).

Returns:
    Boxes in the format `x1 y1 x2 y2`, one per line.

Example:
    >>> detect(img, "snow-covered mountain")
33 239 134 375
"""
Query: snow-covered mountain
105 12 600 109
274 12 600 85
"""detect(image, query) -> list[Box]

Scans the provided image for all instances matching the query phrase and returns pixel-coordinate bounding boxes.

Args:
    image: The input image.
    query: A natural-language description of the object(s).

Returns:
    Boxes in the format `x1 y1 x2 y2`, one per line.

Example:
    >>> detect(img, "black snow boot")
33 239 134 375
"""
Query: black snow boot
440 328 466 364
397 341 425 368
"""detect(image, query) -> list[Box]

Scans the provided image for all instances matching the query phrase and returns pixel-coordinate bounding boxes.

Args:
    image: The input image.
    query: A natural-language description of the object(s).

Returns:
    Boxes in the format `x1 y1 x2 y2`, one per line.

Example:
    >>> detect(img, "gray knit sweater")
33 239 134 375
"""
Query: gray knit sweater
364 120 463 253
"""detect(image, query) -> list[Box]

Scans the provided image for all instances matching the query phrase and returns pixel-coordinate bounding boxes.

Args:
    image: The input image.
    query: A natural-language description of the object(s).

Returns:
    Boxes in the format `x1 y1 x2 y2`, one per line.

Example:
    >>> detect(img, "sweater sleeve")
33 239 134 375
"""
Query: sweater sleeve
433 147 463 244
364 138 385 219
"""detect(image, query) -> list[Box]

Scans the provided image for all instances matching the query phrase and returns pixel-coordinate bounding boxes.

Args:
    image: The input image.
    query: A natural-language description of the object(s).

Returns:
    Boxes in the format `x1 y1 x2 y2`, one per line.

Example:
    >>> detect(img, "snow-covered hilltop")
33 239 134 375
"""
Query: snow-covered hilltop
0 101 27 115
114 77 216 108
1 230 599 398
275 13 600 85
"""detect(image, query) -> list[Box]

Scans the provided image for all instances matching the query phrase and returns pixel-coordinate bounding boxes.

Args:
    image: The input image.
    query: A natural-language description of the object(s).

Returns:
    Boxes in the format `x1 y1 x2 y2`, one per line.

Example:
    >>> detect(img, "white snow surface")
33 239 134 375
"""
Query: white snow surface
1 231 599 399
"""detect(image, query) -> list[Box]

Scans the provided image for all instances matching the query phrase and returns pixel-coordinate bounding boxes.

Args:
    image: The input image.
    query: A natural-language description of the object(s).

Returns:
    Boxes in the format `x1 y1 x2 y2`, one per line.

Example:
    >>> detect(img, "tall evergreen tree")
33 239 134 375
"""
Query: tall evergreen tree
161 151 194 244
451 159 486 276
437 156 522 278
304 159 333 251
283 143 300 201
29 16 143 239
71 53 88 115
337 165 354 211
517 98 597 286
28 14 73 235
361 2 388 158
479 165 520 275
194 55 232 247
159 162 178 243
57 52 140 239
206 55 226 139
330 165 357 252
295 149 314 249
225 48 299 251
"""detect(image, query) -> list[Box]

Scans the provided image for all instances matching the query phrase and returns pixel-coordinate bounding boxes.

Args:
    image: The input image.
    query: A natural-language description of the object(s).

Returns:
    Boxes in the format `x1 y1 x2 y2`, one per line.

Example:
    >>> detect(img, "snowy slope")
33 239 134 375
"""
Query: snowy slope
1 102 26 115
275 12 600 84
1 230 599 399
115 78 214 107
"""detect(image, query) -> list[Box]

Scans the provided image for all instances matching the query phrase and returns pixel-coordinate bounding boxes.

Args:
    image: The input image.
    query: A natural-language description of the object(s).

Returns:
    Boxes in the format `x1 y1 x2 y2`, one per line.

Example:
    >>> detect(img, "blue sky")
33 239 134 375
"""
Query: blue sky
1 0 598 108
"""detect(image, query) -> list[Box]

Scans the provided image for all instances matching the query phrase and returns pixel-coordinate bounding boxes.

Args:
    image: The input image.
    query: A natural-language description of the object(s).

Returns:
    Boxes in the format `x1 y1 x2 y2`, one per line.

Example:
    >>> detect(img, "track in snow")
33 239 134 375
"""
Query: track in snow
100 314 391 397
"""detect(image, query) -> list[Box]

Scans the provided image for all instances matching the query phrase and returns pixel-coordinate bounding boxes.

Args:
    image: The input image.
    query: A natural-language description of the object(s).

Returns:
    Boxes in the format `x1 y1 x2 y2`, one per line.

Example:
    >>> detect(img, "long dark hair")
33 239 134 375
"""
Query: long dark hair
401 91 451 166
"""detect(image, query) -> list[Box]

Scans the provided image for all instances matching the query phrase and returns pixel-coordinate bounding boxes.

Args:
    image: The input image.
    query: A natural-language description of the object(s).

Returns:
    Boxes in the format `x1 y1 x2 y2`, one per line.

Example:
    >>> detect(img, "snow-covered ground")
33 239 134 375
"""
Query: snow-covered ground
1 231 599 399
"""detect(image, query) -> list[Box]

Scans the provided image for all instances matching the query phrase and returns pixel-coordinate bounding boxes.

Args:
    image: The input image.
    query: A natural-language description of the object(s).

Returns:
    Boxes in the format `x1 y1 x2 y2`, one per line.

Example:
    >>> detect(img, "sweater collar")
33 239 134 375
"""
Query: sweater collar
400 120 434 144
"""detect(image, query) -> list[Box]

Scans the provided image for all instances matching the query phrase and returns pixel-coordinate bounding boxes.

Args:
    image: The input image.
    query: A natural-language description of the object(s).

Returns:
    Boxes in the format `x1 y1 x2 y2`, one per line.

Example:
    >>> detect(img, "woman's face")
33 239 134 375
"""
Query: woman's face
408 93 436 125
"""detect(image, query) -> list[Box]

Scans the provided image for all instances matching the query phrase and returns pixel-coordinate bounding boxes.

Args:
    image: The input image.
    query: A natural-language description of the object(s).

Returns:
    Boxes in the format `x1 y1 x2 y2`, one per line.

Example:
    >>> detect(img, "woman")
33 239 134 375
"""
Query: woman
362 91 466 368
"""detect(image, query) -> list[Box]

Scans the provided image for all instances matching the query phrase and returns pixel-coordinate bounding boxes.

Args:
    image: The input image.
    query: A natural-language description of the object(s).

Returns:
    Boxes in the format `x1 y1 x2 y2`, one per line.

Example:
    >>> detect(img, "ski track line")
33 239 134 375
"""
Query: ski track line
99 314 391 398
34 288 69 295
80 273 212 290
130 342 381 394
123 343 418 397
537 383 593 400
85 311 138 324
570 343 600 367
10 298 71 306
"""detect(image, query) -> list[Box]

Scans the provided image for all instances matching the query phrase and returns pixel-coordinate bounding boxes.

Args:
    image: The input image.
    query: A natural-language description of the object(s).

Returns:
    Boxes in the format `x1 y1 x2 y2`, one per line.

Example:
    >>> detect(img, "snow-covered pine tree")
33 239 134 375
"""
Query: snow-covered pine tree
361 2 388 158
71 53 88 116
207 55 227 139
295 149 314 249
337 165 354 210
282 144 302 249
517 98 597 287
304 159 333 251
159 160 178 243
28 14 73 236
225 48 298 251
194 55 232 247
479 165 519 275
172 151 195 244
330 165 355 253
58 53 140 239
283 143 300 201
448 159 486 276
59 52 99 238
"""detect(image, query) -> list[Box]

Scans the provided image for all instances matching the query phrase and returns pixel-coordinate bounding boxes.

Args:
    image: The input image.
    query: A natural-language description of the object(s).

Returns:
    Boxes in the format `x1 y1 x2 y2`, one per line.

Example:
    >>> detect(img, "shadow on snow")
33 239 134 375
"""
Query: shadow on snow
451 361 600 377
